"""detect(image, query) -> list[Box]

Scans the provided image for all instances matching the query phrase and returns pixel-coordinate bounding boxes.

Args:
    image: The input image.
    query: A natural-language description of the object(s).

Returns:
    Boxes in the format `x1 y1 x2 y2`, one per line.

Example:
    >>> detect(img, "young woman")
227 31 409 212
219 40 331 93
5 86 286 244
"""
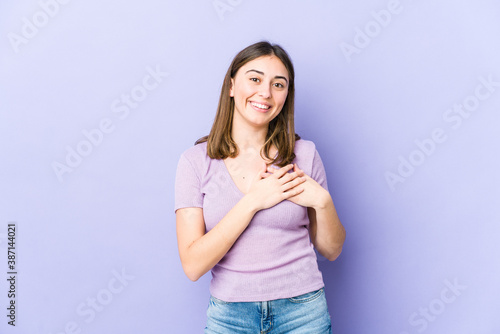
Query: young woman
175 41 346 333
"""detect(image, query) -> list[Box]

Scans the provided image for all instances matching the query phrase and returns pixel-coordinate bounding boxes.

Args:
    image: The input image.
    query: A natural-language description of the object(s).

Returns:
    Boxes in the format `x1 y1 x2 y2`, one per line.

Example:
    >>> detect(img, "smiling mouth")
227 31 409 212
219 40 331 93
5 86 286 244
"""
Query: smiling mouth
250 101 271 111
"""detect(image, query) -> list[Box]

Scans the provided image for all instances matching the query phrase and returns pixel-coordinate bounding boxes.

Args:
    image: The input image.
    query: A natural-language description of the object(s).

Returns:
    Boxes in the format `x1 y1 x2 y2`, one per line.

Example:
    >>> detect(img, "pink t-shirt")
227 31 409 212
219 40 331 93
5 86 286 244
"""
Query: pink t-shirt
174 139 328 302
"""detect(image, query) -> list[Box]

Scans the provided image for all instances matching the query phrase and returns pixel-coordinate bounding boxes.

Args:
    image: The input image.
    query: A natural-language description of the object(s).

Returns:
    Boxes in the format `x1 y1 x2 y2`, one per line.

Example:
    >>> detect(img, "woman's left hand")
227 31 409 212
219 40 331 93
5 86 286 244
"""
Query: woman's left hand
264 164 330 209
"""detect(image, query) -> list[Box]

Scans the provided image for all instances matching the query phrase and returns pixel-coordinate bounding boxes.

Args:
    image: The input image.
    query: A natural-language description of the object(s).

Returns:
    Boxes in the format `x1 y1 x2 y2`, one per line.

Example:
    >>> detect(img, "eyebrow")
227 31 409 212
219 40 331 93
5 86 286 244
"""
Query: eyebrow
245 69 288 84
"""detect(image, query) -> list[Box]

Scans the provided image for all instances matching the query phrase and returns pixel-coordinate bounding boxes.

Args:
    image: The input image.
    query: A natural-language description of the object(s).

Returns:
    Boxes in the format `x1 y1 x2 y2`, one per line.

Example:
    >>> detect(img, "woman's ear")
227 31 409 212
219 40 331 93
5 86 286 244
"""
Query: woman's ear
229 78 234 97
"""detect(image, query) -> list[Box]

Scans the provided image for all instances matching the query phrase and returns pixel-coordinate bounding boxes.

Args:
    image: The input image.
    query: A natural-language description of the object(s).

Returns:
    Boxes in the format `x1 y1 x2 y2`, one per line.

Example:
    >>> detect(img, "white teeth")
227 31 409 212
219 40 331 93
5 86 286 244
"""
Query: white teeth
251 102 270 110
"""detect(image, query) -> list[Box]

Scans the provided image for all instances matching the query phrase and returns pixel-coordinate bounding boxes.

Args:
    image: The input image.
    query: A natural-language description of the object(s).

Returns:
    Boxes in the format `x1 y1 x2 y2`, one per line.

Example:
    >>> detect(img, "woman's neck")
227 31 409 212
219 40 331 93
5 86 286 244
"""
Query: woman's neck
231 124 268 152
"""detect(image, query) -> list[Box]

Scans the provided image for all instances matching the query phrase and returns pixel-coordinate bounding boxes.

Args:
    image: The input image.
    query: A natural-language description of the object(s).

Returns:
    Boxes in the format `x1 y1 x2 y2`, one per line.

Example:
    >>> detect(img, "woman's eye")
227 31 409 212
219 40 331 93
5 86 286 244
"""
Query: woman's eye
250 78 260 82
274 83 284 88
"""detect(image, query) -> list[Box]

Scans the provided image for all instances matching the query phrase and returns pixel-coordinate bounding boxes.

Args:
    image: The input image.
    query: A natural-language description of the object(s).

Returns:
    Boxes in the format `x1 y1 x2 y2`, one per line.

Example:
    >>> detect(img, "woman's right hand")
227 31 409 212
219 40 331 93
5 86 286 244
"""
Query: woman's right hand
247 163 306 211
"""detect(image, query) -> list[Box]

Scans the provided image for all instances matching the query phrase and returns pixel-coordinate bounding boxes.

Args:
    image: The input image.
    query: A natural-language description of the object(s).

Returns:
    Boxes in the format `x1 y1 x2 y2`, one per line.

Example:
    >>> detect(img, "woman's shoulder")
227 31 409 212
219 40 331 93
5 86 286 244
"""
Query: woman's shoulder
178 141 210 170
294 138 317 154
180 141 208 158
293 138 318 168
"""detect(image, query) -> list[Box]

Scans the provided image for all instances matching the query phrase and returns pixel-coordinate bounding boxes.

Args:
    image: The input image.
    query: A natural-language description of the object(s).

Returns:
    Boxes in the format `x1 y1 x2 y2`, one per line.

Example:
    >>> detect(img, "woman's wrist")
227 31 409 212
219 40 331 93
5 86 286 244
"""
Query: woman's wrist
312 191 333 211
241 192 261 215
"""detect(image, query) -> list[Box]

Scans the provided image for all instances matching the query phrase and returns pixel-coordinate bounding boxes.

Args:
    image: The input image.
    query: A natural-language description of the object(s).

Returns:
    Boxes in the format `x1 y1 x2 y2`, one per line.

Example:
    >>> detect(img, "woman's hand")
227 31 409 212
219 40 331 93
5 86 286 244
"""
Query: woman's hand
265 164 331 209
247 163 306 211
265 164 345 261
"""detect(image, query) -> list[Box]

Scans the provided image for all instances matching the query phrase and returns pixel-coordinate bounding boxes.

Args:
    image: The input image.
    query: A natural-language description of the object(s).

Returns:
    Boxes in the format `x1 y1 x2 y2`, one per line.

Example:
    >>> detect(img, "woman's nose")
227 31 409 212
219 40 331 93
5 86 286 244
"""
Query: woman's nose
258 84 271 98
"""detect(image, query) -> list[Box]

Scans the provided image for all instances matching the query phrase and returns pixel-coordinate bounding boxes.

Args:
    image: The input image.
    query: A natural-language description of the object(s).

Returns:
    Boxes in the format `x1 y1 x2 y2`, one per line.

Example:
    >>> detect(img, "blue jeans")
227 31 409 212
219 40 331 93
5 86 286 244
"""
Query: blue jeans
205 288 332 333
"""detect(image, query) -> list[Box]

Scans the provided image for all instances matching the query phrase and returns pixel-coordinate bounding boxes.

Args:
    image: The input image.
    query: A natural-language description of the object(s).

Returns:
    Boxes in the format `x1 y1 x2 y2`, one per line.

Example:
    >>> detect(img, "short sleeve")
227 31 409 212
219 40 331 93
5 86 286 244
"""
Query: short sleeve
311 149 329 192
174 153 204 213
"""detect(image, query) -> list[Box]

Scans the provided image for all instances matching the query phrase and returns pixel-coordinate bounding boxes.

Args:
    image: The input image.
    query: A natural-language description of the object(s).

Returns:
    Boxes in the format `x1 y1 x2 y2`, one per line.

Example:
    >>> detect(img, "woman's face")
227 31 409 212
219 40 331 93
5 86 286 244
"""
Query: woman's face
230 55 289 130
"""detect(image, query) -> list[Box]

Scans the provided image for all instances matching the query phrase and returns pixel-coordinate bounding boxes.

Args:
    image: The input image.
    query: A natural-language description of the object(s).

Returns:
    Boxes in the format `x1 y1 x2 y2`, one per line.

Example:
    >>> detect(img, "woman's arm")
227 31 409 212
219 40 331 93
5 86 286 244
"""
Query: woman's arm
266 164 346 261
176 196 258 282
307 195 345 261
176 163 306 281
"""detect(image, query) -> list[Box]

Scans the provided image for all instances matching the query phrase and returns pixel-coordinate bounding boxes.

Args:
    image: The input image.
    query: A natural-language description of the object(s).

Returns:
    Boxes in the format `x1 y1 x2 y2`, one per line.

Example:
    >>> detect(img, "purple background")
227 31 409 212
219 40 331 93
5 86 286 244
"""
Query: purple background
1 0 499 333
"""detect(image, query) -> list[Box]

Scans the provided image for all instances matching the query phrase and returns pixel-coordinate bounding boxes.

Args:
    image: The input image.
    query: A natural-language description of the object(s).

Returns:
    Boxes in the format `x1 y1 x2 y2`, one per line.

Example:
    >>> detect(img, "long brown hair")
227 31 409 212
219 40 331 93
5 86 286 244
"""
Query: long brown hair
195 41 300 167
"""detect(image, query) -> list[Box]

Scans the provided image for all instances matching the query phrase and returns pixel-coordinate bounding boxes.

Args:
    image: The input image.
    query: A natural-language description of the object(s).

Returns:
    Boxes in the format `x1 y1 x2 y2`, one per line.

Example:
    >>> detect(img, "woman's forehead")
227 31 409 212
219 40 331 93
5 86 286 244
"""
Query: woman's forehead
238 56 289 79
